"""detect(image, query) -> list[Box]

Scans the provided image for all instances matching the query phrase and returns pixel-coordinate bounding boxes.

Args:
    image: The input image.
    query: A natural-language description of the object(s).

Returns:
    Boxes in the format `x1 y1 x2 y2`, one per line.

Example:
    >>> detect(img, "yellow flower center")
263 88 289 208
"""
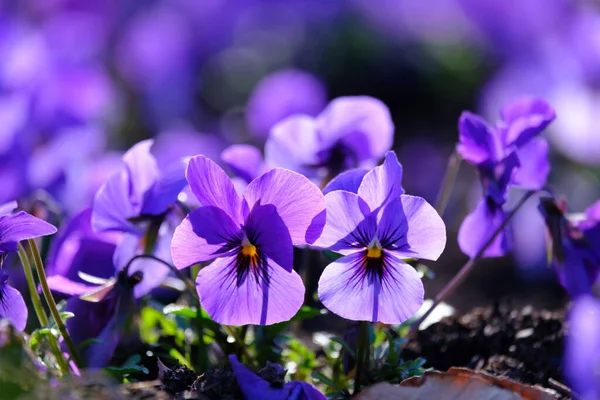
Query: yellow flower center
366 238 383 259
241 244 258 257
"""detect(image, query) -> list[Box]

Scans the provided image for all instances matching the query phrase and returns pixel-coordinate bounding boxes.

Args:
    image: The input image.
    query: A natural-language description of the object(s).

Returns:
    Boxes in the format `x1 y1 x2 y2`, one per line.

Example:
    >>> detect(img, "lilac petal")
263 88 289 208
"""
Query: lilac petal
141 160 187 215
313 190 373 253
318 251 424 324
221 144 264 184
381 195 446 261
264 115 322 177
357 151 405 210
171 206 241 270
86 316 119 368
0 282 27 331
322 168 368 195
0 201 17 216
244 168 325 245
286 381 327 400
91 170 141 234
565 296 600 399
456 112 502 165
585 200 600 222
0 212 57 252
47 275 97 296
65 295 117 351
186 155 243 223
500 97 556 148
196 253 304 326
316 96 393 162
122 139 159 206
229 355 287 400
245 204 294 271
457 199 511 258
512 137 550 190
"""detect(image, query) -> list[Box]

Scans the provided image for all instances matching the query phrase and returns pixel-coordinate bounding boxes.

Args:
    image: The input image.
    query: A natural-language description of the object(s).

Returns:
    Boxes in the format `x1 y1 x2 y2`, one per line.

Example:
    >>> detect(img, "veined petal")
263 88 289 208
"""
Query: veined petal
322 168 368 195
244 168 325 245
379 196 446 261
0 201 17 216
196 253 304 326
122 139 159 207
318 251 424 324
171 206 241 270
313 191 373 252
221 144 264 184
186 155 243 223
0 282 27 331
47 275 98 296
141 160 187 215
457 111 502 165
0 212 57 252
92 170 141 234
245 204 293 271
500 97 555 148
357 151 405 210
512 137 550 190
458 199 511 258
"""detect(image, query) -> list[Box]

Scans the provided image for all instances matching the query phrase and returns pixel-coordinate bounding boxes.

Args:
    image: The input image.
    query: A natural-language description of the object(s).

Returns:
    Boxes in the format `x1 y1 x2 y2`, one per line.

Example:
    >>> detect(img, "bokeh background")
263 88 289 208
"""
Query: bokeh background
3 0 599 312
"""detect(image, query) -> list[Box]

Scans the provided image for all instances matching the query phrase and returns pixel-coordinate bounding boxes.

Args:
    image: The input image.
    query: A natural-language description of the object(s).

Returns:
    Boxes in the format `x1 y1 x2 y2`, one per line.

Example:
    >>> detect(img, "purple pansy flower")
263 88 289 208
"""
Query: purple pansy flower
171 155 325 325
229 355 325 400
0 201 57 331
538 198 600 298
221 144 266 193
457 97 556 258
265 96 394 186
314 152 446 324
565 295 600 400
92 139 187 295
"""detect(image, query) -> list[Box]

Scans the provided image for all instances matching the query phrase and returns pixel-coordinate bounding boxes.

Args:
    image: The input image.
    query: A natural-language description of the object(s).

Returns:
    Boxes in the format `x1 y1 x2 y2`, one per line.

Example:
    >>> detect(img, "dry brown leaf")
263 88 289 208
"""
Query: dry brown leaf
355 367 558 400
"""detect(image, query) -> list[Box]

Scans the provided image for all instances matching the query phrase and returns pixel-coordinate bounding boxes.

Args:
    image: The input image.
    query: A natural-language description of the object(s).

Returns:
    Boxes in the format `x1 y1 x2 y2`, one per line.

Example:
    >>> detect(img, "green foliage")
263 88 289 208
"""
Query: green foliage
104 354 149 381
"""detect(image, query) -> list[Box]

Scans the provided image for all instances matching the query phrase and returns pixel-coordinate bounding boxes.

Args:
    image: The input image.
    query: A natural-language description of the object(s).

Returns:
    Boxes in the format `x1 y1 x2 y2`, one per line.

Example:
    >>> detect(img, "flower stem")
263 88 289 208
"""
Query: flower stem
26 239 84 369
17 243 70 375
190 263 208 372
407 190 536 338
354 321 370 394
434 151 462 216
125 254 198 298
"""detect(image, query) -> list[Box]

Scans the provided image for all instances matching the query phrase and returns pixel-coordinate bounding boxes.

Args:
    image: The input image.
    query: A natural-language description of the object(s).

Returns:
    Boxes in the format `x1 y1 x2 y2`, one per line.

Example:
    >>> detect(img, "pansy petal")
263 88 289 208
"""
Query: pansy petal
0 283 27 331
318 251 424 324
229 355 287 400
500 97 556 148
286 381 327 400
357 151 405 210
585 200 600 222
316 96 393 161
0 212 57 252
221 144 264 184
186 155 243 223
141 160 187 215
264 115 322 177
245 204 294 271
122 139 159 205
91 170 141 234
47 275 97 296
456 112 501 165
379 196 446 261
0 201 17 216
512 137 550 190
65 296 117 352
197 253 304 326
244 168 325 245
322 168 368 195
457 199 511 258
86 316 120 368
313 190 373 252
171 207 241 269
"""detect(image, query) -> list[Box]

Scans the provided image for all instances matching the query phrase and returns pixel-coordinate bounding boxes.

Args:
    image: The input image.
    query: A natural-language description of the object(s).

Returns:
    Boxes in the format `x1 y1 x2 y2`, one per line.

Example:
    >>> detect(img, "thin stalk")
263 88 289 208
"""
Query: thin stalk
17 243 70 375
191 263 207 372
223 325 253 363
434 151 462 216
407 190 536 338
354 321 370 395
27 239 84 369
125 254 197 298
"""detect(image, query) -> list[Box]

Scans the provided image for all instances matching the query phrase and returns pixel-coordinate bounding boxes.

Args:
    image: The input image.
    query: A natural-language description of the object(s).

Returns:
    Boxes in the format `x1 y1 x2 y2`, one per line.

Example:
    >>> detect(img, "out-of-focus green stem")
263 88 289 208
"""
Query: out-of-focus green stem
27 239 84 369
354 321 370 395
17 243 70 374
435 151 462 217
190 264 208 372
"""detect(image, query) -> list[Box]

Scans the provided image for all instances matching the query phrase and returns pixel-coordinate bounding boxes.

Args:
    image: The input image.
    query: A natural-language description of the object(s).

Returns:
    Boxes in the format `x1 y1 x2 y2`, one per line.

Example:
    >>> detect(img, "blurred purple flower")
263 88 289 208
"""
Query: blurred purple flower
265 96 394 187
539 198 600 298
221 144 266 192
565 295 600 400
229 355 325 400
314 152 446 323
171 155 325 325
246 69 327 141
0 201 57 332
457 97 555 258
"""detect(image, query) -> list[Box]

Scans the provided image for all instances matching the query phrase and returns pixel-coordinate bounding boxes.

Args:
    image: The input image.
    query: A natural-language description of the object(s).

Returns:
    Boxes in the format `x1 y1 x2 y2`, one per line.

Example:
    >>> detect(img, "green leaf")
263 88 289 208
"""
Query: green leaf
163 304 198 319
311 371 345 394
104 354 149 380
330 337 356 359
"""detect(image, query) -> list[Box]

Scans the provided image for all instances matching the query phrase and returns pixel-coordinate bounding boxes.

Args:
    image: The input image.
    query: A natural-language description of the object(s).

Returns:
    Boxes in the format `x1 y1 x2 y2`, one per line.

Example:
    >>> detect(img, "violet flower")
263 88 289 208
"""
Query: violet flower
221 144 266 192
229 355 325 400
92 139 187 296
171 155 325 325
0 201 57 331
314 152 446 323
538 198 600 298
457 97 555 257
265 96 394 186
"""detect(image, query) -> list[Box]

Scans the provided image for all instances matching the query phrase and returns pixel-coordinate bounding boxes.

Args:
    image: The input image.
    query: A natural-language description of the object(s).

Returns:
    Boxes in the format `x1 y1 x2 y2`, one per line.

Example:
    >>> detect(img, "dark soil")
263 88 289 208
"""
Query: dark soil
404 302 565 387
